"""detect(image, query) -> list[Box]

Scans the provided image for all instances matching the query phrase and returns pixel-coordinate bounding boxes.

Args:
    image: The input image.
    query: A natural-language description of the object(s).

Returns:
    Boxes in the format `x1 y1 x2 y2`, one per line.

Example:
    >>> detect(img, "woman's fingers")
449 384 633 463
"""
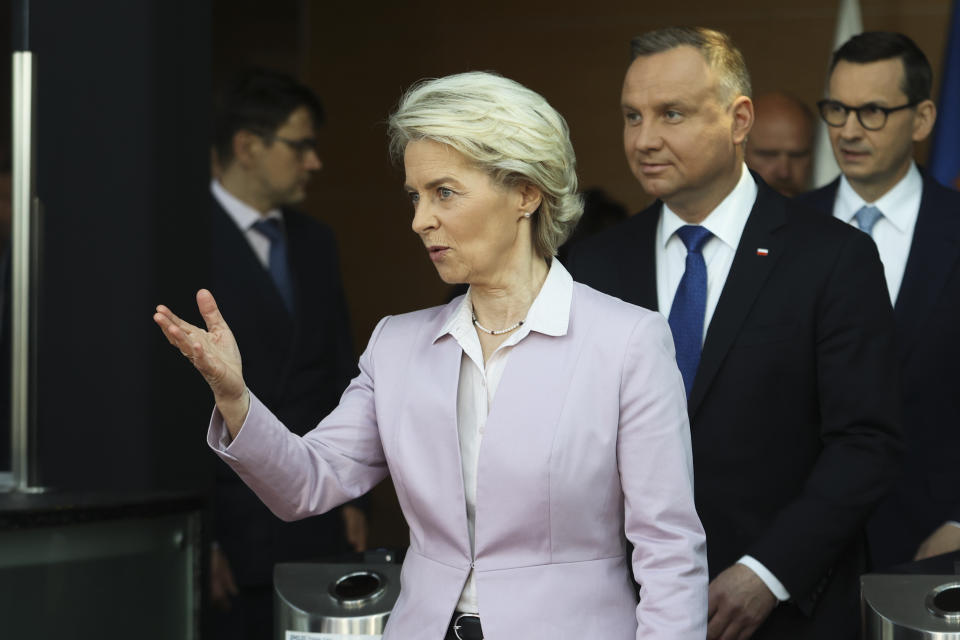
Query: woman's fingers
155 303 204 340
153 292 244 398
153 310 190 351
197 289 229 334
154 306 213 362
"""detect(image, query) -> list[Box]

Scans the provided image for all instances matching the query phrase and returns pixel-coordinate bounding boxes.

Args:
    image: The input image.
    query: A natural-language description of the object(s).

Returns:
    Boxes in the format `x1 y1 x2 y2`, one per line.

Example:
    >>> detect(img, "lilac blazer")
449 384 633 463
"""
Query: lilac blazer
210 282 708 639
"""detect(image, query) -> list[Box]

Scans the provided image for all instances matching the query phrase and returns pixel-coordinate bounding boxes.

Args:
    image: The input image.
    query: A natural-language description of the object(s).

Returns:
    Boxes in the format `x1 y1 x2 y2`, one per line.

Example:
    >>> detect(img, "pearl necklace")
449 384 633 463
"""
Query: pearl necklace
472 312 524 336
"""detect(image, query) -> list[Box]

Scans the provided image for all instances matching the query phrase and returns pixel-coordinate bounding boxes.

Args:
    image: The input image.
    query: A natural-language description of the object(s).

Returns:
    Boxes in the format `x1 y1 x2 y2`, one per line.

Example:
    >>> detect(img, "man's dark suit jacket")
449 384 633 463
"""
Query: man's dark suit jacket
211 196 358 587
797 173 960 570
567 178 903 639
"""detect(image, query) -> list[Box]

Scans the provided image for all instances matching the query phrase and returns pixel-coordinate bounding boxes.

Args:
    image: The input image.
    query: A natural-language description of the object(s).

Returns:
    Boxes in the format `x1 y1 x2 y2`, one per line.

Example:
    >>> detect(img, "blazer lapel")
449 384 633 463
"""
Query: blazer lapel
688 184 787 417
893 177 960 359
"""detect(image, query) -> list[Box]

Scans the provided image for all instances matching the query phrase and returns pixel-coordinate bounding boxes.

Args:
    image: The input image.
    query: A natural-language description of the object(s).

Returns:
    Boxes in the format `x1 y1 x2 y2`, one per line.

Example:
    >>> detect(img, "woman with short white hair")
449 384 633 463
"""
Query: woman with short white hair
155 71 707 639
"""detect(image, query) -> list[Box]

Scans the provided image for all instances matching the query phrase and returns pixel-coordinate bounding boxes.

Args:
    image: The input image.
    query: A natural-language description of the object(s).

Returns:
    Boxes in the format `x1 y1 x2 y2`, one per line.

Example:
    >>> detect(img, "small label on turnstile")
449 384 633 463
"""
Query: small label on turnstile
285 633 383 640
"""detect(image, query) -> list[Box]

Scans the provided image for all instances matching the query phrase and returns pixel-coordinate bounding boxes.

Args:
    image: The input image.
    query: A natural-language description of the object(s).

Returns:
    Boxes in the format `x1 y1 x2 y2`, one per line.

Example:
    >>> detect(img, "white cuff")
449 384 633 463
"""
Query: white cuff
945 521 960 529
738 555 790 602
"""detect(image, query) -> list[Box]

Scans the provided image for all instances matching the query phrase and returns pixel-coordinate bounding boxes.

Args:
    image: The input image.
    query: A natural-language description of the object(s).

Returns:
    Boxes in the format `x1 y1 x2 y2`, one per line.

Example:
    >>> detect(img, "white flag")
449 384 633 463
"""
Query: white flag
813 0 864 187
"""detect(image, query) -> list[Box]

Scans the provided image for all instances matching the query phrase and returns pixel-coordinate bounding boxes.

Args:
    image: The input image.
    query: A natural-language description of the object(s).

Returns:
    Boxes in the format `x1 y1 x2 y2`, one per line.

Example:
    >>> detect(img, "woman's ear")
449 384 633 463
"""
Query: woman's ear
518 182 543 218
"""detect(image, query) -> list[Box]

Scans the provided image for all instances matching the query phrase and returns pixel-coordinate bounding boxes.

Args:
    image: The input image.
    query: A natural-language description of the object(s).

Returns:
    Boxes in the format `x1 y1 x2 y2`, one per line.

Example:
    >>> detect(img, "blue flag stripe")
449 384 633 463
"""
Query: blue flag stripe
931 0 960 189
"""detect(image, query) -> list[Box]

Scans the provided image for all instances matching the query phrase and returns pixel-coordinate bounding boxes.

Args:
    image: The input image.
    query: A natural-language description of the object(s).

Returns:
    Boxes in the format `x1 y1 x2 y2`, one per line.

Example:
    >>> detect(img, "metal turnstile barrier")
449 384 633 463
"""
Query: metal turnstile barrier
275 562 402 639
862 574 960 638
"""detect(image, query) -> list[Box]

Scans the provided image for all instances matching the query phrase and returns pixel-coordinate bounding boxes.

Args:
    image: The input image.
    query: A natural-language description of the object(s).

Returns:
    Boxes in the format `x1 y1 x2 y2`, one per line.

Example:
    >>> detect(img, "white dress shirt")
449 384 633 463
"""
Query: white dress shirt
211 178 284 268
435 259 573 614
833 162 922 304
657 164 757 340
655 164 791 602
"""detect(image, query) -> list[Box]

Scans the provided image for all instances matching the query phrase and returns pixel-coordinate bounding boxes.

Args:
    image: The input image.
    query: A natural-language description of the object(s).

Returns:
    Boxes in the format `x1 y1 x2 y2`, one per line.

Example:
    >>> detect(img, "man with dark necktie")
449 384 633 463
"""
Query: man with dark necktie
567 27 902 639
797 31 960 570
208 69 366 640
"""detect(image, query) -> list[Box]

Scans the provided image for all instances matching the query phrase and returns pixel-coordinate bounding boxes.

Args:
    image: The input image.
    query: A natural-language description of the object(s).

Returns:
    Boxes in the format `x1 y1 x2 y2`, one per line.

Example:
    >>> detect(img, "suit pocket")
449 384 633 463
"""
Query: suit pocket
733 322 798 348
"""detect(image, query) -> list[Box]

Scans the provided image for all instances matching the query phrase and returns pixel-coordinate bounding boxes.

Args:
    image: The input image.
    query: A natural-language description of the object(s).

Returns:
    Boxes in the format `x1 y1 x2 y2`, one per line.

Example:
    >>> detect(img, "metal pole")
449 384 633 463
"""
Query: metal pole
10 51 37 492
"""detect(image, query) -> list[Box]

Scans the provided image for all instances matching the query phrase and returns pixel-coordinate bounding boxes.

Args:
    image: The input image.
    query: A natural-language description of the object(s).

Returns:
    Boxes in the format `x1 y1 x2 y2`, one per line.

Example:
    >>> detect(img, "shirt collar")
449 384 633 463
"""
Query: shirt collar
211 179 283 231
835 162 921 234
659 163 757 250
434 258 573 344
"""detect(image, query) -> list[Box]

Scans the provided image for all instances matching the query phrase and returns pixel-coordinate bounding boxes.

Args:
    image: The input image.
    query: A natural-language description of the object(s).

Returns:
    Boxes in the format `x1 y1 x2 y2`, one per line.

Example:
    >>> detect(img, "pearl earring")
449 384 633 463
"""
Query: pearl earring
523 211 532 219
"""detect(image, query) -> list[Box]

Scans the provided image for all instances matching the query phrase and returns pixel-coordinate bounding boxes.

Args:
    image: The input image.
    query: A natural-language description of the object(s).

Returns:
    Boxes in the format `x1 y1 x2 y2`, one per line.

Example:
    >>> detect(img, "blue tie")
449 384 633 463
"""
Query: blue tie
854 205 883 237
252 218 295 313
668 225 713 398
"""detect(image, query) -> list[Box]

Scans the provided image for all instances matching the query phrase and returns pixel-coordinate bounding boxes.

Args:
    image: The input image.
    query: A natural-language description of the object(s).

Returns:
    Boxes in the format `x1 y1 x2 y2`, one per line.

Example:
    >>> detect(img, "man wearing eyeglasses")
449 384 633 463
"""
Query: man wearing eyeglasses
798 31 960 570
207 69 366 640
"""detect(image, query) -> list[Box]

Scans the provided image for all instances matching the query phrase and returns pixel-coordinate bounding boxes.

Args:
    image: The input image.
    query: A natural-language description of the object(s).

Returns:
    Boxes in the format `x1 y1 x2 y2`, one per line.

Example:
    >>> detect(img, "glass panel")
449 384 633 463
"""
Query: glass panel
0 512 199 639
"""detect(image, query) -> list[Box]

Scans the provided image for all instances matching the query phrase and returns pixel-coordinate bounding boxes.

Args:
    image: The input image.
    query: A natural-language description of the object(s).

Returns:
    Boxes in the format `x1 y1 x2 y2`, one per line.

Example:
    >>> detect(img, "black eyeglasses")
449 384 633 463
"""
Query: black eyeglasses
270 135 319 157
817 99 919 131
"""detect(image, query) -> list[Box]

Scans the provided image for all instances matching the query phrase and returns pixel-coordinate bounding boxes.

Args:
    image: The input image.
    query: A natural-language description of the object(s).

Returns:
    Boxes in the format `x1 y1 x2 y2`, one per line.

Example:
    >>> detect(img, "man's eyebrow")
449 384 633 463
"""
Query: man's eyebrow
621 99 693 111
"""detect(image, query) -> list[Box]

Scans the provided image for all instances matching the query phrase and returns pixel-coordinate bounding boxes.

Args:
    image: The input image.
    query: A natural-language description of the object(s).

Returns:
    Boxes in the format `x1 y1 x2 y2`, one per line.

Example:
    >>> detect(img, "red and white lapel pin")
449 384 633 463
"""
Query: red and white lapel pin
756 248 769 256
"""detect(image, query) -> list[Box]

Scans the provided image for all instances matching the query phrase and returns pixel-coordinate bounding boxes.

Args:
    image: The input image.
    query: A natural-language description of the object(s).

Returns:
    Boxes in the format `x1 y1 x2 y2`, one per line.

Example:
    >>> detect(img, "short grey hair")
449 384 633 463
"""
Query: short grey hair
630 27 752 104
387 71 583 259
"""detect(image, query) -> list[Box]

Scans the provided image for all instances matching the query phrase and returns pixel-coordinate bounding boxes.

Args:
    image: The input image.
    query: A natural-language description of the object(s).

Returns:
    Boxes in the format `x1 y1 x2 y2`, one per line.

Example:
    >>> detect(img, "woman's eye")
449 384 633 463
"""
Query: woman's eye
665 110 682 121
408 192 419 206
438 187 454 199
624 111 641 124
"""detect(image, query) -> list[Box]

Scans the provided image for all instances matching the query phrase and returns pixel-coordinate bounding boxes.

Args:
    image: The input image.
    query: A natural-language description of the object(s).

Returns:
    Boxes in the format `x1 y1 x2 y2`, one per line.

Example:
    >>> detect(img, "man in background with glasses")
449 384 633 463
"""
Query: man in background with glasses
208 69 367 640
798 31 960 570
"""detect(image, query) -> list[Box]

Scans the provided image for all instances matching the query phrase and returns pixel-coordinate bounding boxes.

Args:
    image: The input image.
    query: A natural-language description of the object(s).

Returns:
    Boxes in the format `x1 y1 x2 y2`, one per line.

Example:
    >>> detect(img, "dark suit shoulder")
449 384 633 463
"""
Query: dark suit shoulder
282 207 337 243
568 200 660 261
919 173 960 226
780 196 881 261
794 179 840 215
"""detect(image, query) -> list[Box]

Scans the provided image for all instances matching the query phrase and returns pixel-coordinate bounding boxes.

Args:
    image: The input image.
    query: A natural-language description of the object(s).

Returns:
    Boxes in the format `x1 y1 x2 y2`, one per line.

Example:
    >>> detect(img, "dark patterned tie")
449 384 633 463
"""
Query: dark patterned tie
252 218 295 313
668 225 713 398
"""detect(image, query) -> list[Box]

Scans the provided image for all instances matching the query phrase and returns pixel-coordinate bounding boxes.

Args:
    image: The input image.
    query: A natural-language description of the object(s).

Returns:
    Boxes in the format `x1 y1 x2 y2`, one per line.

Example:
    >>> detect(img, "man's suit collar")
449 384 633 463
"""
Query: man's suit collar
211 178 283 232
627 177 786 417
211 195 297 330
687 179 788 416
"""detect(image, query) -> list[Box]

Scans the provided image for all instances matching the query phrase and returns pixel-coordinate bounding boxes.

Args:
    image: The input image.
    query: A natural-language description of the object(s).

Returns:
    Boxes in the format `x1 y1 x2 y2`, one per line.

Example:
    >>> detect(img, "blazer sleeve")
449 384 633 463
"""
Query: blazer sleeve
746 229 903 607
619 311 709 639
207 317 392 521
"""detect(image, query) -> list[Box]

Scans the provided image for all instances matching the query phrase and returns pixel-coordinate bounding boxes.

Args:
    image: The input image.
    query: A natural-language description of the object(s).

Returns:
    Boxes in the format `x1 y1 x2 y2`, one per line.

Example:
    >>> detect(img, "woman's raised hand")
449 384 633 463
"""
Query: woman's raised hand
154 289 249 435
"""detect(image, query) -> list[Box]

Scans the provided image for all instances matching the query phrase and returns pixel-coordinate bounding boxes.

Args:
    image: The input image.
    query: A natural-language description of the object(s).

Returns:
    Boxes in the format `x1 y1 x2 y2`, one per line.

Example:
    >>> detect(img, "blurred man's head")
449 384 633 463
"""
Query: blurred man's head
821 32 935 202
622 27 754 222
213 69 325 212
746 92 814 197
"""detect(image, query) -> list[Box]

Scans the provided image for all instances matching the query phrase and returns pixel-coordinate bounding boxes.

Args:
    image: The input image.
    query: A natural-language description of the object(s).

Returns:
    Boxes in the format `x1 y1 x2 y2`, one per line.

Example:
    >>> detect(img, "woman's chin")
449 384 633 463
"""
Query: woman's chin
437 272 468 286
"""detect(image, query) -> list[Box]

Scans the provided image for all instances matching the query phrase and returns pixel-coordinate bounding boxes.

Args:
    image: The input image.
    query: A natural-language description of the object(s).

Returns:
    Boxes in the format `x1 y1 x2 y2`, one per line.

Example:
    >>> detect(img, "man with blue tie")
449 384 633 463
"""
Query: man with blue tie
567 27 902 639
208 69 366 640
797 31 960 569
